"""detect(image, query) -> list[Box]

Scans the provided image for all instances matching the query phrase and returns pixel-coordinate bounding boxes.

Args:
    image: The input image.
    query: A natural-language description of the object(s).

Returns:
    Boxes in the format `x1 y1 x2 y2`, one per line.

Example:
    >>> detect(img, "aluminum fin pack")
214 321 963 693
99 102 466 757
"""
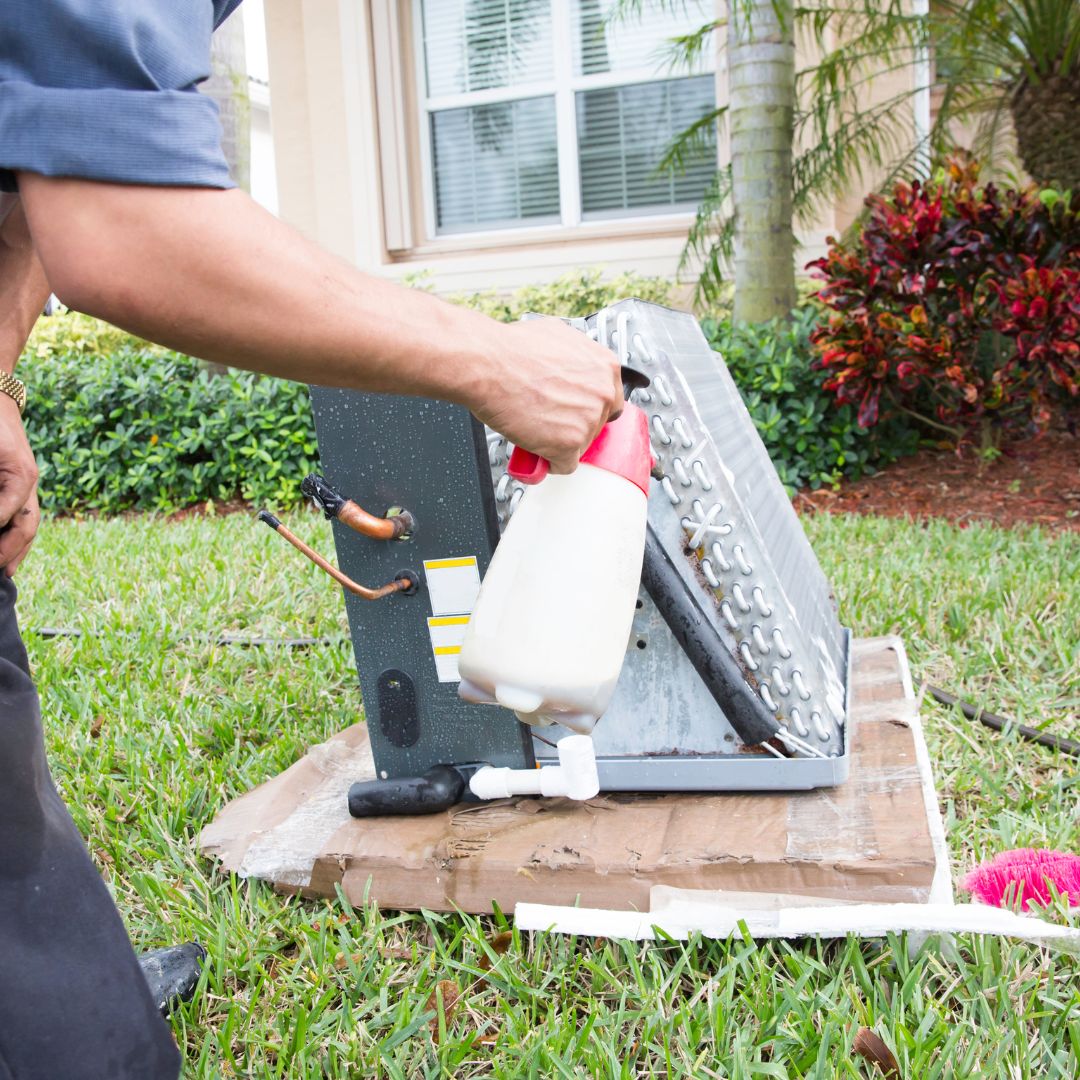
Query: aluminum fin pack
486 299 852 789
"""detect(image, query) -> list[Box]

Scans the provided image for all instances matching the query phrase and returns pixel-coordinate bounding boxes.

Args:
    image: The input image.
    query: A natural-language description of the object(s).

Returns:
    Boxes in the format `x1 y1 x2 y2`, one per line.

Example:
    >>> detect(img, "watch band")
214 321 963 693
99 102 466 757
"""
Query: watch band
0 370 26 415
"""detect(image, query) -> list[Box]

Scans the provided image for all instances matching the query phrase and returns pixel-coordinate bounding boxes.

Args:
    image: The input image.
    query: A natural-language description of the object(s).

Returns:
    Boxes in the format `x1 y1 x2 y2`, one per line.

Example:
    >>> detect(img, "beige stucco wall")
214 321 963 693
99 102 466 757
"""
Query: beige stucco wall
262 0 906 297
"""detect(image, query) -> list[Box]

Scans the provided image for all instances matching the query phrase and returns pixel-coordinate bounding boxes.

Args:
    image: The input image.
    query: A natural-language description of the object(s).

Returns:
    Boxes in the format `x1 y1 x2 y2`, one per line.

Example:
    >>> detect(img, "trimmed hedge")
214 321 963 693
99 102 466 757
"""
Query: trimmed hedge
445 267 675 321
21 317 318 513
19 285 918 512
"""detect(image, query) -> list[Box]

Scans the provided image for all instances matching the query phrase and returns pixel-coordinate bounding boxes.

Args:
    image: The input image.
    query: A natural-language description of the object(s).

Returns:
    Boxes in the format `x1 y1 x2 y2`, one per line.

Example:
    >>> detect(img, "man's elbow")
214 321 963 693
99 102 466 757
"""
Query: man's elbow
18 174 145 326
44 264 109 321
51 272 141 328
32 226 129 323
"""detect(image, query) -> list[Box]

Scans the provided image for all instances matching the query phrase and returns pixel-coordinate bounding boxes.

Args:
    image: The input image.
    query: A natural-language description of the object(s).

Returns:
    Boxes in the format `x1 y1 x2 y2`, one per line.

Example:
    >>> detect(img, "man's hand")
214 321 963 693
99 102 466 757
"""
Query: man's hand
0 394 39 576
0 193 48 576
471 319 624 475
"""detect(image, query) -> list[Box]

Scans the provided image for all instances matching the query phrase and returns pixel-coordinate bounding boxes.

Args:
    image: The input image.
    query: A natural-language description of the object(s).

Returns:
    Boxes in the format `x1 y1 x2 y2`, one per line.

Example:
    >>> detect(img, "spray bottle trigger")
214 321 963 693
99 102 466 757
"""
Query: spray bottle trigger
507 448 550 484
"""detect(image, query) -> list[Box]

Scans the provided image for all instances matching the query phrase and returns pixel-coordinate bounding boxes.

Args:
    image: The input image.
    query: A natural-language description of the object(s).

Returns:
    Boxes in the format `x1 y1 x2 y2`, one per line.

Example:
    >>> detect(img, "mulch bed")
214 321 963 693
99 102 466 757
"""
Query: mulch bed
164 498 252 522
795 425 1080 532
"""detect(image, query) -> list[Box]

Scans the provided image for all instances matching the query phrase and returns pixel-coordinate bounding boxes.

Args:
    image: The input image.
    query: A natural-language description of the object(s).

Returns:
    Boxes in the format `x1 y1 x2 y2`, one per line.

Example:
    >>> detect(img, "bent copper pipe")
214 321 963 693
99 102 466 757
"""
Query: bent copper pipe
257 511 417 600
301 474 415 540
339 500 412 541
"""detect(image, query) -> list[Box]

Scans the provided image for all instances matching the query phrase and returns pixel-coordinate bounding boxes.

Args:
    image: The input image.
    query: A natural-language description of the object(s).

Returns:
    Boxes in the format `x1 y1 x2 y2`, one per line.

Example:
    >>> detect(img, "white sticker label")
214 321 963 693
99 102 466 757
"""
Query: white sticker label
423 556 481 616
427 615 470 683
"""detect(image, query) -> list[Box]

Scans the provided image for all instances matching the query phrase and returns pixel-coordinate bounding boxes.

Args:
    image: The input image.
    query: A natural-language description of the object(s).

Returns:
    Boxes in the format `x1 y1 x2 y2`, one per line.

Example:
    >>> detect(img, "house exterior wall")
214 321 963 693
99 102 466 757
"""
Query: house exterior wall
832 67 925 235
243 0 279 213
262 0 918 296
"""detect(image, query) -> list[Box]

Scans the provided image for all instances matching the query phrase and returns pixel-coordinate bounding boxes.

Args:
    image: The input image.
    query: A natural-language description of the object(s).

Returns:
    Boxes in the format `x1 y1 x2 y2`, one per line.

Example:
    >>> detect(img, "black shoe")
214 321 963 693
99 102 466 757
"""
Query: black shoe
138 941 207 1016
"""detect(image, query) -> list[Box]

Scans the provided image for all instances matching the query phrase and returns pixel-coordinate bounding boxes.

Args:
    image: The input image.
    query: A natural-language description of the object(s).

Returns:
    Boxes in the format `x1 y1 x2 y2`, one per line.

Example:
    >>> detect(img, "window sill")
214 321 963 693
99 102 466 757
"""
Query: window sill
388 213 697 262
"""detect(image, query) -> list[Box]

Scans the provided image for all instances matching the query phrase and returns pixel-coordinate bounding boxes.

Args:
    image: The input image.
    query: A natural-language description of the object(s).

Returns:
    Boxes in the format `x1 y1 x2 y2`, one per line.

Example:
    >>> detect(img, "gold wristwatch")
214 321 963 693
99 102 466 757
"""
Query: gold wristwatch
0 370 26 415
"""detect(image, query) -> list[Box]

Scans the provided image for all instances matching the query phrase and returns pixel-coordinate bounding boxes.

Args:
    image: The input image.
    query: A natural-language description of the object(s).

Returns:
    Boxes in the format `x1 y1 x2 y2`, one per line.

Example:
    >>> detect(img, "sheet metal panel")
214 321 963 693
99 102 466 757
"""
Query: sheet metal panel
309 387 533 779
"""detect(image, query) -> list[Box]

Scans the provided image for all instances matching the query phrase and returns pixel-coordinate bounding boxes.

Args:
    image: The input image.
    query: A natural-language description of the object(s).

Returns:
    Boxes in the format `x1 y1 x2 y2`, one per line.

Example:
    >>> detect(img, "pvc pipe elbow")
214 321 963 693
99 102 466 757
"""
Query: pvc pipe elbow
469 735 599 802
542 735 600 799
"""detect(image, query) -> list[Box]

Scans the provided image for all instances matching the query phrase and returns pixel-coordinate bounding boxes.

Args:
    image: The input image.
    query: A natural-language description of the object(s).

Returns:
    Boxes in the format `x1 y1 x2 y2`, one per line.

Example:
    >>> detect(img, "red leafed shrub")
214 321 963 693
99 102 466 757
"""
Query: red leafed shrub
807 157 1080 446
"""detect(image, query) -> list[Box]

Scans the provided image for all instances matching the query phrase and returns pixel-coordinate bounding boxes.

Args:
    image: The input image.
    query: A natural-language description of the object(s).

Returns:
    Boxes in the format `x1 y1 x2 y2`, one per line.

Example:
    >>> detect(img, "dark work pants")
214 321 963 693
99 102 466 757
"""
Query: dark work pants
0 575 180 1079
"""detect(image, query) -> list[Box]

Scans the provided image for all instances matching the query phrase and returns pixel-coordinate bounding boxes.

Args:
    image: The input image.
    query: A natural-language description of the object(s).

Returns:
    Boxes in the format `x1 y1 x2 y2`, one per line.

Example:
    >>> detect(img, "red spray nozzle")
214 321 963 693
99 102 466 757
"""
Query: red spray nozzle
507 448 550 484
508 402 653 494
506 364 651 488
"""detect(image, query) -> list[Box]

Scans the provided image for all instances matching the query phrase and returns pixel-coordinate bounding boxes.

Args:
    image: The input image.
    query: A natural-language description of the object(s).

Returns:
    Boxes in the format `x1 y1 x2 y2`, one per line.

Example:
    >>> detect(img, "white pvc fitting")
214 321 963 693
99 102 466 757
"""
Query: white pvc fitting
542 735 600 799
468 766 542 800
469 734 599 802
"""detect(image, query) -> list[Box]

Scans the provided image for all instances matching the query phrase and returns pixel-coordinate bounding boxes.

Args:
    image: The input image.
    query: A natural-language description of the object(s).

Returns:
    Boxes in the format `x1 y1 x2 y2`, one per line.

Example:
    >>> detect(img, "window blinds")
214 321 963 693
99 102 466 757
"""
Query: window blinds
577 76 716 217
419 0 717 233
431 98 560 231
421 0 554 96
574 0 711 77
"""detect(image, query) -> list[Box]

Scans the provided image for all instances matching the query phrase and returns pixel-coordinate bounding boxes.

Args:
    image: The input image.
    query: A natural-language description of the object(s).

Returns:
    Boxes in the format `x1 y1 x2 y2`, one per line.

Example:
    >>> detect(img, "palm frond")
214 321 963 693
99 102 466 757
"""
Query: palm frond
792 89 929 227
677 167 735 305
969 94 1024 184
659 20 724 74
658 105 727 174
603 0 717 28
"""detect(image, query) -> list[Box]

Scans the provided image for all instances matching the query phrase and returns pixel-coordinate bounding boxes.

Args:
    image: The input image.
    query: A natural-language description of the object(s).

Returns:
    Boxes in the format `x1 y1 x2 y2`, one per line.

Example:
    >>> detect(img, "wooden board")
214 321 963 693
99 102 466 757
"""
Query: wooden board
200 636 942 912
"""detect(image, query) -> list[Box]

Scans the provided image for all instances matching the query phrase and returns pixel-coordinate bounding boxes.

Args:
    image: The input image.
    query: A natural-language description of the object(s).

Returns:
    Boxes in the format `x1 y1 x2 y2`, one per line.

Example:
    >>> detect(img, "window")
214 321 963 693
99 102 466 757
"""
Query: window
415 0 717 236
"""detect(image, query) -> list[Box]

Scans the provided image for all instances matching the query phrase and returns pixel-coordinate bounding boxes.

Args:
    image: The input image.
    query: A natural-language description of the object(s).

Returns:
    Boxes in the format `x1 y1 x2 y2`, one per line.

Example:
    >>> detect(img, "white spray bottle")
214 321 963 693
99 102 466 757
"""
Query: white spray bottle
458 368 652 736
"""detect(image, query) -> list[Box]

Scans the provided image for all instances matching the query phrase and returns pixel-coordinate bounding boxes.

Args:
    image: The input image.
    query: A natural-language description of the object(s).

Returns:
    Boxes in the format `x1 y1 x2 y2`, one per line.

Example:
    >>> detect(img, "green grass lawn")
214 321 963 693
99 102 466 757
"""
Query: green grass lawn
16 510 1080 1078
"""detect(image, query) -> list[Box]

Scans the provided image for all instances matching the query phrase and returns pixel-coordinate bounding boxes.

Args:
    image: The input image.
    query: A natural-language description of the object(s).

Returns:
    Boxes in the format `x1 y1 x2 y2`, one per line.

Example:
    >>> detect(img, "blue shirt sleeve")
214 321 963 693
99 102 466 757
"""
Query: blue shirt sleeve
0 0 241 191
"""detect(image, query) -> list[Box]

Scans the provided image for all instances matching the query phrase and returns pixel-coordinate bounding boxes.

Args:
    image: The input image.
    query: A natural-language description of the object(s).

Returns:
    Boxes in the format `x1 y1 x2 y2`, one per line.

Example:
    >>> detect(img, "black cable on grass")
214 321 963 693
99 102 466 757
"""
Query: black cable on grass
29 630 555 751
27 628 350 649
27 629 1080 758
928 684 1080 760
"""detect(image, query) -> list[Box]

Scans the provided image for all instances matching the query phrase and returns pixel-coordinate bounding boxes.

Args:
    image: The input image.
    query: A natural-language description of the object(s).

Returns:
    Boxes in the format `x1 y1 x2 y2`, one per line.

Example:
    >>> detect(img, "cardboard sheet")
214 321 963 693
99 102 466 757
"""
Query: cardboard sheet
514 891 1080 950
201 636 948 913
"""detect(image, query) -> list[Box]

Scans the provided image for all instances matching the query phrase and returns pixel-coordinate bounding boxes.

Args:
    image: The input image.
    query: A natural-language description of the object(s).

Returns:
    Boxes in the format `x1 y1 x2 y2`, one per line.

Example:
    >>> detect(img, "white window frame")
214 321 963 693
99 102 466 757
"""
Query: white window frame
411 0 719 242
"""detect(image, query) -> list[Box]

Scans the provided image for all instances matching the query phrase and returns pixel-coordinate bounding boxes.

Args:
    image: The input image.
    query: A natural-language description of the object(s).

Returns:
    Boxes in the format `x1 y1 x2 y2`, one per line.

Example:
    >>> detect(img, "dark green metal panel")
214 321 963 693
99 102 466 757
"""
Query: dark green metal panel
309 386 533 778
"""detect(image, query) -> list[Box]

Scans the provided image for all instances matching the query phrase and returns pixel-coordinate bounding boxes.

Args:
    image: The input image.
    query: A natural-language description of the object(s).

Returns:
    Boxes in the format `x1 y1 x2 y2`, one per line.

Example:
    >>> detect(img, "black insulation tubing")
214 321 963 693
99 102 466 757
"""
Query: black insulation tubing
25 628 1077 758
639 524 781 746
927 684 1080 759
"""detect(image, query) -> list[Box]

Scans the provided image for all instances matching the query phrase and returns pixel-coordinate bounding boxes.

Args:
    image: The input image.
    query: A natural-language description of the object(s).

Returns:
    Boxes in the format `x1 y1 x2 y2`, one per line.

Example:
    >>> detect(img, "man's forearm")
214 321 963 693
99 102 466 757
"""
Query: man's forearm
16 175 624 473
0 196 50 374
17 178 503 402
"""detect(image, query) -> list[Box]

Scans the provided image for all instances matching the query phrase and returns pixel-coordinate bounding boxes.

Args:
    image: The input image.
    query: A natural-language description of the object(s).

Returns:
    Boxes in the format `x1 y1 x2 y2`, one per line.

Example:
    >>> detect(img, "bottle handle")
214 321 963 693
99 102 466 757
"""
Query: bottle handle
507 447 550 485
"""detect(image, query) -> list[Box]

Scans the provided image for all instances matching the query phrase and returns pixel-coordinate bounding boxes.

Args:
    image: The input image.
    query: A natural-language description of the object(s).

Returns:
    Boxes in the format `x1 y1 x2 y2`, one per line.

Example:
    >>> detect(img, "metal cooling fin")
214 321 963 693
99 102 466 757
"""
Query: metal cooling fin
487 301 850 770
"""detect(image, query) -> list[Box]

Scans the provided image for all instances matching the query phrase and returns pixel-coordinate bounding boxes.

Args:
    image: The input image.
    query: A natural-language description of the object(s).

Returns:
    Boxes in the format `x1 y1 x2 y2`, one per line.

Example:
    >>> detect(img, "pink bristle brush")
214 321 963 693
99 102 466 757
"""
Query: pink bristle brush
962 848 1080 911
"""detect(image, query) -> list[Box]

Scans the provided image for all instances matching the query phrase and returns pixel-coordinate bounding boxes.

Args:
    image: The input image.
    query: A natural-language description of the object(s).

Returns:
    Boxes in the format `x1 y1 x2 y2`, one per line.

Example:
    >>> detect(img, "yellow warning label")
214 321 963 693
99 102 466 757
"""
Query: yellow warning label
427 615 470 682
423 555 481 616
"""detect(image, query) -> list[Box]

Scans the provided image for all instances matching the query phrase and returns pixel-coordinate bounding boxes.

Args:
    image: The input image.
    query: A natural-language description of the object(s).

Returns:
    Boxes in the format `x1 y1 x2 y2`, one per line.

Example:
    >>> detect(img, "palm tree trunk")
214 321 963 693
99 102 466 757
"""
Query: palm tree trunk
728 0 796 323
1010 71 1080 189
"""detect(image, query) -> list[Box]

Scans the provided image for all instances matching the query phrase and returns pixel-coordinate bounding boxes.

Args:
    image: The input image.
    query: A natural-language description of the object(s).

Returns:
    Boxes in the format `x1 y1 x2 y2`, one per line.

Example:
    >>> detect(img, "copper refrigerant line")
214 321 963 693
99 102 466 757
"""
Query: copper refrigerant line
258 474 419 600
301 473 415 541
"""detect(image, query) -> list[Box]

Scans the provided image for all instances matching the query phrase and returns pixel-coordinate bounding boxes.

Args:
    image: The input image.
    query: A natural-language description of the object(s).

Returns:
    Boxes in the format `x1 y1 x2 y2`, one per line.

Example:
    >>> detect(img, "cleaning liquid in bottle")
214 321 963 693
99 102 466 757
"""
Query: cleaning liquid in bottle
458 371 652 733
